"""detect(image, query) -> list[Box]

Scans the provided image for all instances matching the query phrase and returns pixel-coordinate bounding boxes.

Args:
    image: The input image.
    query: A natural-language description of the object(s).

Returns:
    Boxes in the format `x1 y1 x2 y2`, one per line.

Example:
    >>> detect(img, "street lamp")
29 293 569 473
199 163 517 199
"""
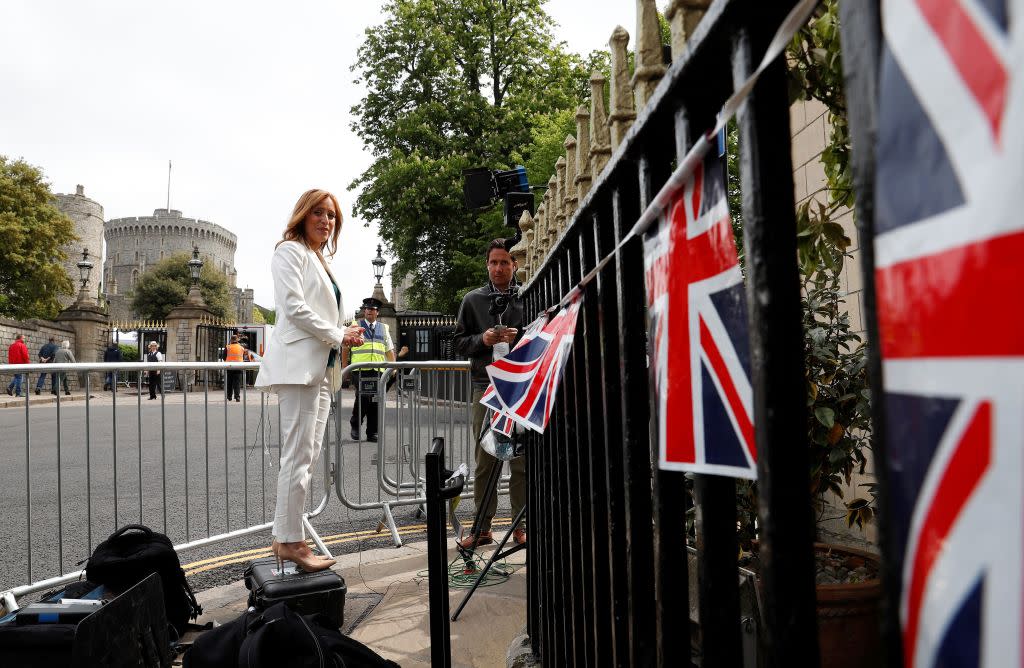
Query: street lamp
188 246 203 287
76 248 94 290
74 247 95 305
372 244 386 285
185 245 207 306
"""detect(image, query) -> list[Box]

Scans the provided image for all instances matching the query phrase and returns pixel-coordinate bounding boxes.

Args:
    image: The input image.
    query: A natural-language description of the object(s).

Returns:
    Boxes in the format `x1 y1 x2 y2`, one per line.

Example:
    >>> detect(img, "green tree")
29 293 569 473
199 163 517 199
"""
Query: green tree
254 304 276 325
350 0 592 312
0 157 77 319
131 252 232 321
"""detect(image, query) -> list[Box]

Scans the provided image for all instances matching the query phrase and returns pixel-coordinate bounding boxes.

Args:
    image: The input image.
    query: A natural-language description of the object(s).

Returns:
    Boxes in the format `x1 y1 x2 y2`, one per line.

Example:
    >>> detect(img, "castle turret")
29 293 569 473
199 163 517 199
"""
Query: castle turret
54 185 104 308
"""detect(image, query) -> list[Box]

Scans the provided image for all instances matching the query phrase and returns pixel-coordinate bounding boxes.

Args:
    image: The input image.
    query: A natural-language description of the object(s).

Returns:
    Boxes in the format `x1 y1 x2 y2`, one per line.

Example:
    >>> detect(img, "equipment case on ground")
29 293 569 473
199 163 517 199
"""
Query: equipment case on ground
244 557 347 628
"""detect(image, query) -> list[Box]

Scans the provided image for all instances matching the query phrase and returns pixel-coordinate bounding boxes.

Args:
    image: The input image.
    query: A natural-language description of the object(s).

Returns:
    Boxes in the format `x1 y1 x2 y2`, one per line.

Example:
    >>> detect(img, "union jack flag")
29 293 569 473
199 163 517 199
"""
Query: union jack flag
480 384 515 436
875 1 1023 666
643 147 756 478
486 297 582 433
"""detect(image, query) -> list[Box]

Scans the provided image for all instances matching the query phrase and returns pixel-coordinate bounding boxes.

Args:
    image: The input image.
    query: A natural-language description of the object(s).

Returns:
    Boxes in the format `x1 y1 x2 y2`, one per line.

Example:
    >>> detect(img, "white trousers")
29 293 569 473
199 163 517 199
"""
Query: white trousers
272 378 332 543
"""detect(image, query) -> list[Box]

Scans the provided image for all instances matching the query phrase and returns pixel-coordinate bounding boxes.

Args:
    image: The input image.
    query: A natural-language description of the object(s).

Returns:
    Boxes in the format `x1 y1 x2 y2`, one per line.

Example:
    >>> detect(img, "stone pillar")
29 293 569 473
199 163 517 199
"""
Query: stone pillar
372 282 398 346
165 284 216 389
55 301 109 391
609 26 637 150
553 158 566 238
510 210 532 284
633 0 668 108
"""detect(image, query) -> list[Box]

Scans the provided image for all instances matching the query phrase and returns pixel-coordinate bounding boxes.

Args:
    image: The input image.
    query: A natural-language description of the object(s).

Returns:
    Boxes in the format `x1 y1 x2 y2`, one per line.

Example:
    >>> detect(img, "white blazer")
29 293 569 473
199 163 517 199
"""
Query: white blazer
254 240 346 391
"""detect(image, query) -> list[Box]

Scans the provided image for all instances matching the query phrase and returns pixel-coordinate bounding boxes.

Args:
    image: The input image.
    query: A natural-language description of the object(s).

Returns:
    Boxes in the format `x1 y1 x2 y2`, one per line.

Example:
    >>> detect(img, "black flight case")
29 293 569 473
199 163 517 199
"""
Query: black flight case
243 557 347 629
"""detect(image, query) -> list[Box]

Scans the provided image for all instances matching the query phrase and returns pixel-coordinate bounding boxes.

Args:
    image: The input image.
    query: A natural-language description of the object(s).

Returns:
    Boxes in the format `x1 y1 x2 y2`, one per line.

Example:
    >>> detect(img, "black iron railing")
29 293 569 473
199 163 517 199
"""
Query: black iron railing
521 1 822 666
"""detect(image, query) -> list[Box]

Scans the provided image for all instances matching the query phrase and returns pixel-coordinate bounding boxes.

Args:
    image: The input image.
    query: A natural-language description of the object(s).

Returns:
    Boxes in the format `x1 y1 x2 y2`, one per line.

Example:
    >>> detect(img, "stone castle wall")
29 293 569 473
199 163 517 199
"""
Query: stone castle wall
0 317 82 391
103 209 238 296
53 185 104 309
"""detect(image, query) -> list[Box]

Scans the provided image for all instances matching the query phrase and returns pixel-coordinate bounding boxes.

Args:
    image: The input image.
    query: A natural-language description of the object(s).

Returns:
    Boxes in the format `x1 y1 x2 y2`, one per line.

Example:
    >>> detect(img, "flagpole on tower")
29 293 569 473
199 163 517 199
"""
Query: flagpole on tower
166 160 172 210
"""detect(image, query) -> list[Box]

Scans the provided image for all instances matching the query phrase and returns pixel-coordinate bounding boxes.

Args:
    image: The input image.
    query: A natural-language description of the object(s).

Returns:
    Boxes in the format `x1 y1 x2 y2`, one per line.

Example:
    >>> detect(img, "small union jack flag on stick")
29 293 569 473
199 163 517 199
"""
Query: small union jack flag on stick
486 297 582 433
643 147 756 479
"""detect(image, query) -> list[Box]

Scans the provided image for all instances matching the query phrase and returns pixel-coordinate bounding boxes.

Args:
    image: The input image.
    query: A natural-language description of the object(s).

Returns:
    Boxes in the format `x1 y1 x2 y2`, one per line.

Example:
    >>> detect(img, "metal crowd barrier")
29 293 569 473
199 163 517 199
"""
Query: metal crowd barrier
0 360 326 614
335 360 509 547
0 358 506 613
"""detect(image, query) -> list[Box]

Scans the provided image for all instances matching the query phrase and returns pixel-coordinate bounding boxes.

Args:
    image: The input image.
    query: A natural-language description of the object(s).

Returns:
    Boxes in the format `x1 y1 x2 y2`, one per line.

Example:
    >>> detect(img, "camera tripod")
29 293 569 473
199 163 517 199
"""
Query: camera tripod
450 450 526 622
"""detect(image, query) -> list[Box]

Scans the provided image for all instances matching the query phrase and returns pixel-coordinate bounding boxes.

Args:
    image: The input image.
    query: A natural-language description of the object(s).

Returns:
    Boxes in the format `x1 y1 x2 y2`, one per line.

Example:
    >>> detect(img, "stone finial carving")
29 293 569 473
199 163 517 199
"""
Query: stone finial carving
545 175 559 248
510 210 532 282
532 198 548 261
564 135 578 218
665 0 711 59
608 26 637 151
553 161 566 237
589 72 613 178
574 105 593 202
633 0 668 108
520 209 536 280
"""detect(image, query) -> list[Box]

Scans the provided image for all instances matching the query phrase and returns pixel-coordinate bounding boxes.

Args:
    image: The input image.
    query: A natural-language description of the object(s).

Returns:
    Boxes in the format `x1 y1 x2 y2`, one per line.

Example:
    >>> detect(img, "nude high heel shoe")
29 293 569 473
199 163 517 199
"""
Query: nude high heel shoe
274 541 336 572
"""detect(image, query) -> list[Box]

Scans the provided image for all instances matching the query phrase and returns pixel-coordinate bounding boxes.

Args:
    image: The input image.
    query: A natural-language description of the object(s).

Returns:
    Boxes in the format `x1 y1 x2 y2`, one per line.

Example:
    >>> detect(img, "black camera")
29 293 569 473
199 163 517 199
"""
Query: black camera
488 285 519 318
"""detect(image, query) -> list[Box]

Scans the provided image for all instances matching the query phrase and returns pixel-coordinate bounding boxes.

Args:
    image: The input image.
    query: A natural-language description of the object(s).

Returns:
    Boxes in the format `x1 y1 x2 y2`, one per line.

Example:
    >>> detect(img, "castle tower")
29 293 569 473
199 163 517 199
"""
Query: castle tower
53 185 104 308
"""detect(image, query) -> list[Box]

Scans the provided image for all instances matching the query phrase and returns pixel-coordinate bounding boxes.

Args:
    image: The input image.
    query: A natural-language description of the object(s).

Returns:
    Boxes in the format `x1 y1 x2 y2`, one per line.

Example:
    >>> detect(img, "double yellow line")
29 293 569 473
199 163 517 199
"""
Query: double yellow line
183 518 513 576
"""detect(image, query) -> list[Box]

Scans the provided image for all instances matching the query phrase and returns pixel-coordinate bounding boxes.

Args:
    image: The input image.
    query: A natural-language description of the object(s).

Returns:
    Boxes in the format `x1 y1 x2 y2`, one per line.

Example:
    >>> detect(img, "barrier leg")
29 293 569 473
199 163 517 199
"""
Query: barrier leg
303 515 334 559
382 503 402 547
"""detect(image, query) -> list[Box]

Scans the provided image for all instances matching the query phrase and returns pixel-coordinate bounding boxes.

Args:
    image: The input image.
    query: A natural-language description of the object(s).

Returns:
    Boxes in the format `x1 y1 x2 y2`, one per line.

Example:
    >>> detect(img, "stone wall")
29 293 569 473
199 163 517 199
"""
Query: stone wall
0 317 80 390
790 98 875 546
53 185 104 309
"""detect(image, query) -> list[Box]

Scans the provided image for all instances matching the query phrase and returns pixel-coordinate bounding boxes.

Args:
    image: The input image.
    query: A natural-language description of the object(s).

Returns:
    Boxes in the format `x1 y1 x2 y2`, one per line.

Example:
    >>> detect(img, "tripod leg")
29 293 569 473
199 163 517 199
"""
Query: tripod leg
464 458 504 548
451 503 527 622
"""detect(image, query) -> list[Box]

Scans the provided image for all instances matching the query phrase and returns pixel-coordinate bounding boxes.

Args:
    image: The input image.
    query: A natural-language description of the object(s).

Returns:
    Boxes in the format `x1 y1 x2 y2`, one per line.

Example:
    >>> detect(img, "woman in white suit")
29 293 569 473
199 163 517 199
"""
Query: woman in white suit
255 189 364 572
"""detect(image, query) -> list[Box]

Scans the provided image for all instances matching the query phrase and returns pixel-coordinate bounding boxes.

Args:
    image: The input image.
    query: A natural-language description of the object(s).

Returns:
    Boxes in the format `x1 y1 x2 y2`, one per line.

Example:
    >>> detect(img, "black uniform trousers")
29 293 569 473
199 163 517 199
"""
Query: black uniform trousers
350 370 380 437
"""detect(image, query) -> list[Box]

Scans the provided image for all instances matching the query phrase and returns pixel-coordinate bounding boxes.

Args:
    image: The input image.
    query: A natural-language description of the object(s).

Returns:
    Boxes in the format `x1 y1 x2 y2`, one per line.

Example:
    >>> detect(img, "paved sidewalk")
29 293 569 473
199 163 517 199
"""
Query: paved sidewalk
187 539 527 668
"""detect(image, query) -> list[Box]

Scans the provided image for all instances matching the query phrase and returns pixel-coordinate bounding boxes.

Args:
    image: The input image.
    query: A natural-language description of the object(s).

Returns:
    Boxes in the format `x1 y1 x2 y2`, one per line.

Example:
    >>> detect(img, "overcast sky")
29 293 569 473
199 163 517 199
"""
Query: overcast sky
1 1 638 312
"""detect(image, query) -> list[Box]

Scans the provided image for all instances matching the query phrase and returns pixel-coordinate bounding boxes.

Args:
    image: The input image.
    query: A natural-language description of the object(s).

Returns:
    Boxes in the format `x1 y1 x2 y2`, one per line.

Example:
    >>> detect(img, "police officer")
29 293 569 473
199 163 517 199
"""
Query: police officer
341 297 395 442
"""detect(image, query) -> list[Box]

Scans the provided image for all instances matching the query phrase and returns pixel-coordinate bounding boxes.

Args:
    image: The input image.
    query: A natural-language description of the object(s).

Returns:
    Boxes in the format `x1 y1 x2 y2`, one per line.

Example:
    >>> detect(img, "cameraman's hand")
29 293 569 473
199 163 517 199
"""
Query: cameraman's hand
482 328 501 346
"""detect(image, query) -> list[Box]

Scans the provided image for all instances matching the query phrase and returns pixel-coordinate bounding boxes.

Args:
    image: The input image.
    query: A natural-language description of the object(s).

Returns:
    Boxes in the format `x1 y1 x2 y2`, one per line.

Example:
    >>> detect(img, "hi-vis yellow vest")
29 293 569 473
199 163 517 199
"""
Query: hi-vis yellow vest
349 320 389 372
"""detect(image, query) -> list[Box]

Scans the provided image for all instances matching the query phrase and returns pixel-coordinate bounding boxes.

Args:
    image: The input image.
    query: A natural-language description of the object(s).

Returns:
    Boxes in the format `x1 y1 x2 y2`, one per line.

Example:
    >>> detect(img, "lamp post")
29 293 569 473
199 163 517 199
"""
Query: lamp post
186 245 206 305
372 244 386 286
76 248 94 305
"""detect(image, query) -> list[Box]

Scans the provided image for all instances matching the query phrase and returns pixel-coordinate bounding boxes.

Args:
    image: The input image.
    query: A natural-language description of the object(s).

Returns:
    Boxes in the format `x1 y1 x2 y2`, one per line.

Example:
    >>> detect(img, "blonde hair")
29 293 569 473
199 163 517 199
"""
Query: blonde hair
277 189 343 257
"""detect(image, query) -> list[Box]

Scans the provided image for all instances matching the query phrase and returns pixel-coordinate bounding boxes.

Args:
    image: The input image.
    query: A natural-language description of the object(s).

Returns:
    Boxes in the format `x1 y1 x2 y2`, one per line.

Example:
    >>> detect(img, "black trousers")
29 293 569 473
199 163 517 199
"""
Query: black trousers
226 370 242 400
148 371 161 399
350 371 380 437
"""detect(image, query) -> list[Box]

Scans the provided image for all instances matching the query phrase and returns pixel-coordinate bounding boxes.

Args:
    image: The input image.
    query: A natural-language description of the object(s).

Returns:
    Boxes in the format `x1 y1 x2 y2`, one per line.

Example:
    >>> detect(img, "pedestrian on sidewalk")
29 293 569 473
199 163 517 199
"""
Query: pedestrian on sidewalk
6 333 30 397
51 340 75 396
34 337 56 395
103 341 123 391
146 341 163 400
254 188 364 572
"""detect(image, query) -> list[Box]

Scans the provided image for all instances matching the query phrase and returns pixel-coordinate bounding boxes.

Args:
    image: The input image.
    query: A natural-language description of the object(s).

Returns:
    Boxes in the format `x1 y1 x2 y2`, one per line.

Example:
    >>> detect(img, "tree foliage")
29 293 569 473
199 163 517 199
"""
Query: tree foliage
349 0 594 312
131 252 232 321
0 156 77 319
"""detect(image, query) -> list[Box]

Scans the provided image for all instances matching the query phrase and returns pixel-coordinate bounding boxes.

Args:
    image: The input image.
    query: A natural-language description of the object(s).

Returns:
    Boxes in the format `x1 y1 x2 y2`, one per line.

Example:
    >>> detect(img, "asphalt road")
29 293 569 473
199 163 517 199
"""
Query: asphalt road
0 387 505 600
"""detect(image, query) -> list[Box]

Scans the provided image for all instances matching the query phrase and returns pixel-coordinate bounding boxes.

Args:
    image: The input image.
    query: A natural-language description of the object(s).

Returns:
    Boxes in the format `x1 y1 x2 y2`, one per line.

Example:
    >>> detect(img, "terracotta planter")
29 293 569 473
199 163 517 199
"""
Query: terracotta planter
815 543 882 668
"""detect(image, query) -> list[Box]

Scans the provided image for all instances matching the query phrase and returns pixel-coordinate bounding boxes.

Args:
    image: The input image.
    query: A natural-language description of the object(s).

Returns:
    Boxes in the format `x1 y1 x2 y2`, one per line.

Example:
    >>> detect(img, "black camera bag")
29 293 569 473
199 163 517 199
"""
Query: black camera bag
85 524 201 635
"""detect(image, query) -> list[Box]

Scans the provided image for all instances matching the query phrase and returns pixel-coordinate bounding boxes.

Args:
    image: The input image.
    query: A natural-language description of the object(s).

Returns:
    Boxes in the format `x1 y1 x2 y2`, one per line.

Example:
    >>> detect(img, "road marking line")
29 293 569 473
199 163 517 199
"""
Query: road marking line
183 518 513 575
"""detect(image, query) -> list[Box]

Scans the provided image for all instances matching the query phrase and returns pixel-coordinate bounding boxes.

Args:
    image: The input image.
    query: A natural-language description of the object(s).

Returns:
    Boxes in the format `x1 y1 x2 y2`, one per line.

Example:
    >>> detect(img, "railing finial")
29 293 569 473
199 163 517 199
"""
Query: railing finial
633 0 668 108
609 26 637 150
589 71 613 179
665 0 710 59
564 134 578 218
575 105 593 202
551 165 564 240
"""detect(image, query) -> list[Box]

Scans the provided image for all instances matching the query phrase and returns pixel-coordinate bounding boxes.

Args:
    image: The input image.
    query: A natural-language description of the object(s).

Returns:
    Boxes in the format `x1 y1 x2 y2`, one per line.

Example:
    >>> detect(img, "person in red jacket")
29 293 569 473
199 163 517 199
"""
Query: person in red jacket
6 333 30 397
